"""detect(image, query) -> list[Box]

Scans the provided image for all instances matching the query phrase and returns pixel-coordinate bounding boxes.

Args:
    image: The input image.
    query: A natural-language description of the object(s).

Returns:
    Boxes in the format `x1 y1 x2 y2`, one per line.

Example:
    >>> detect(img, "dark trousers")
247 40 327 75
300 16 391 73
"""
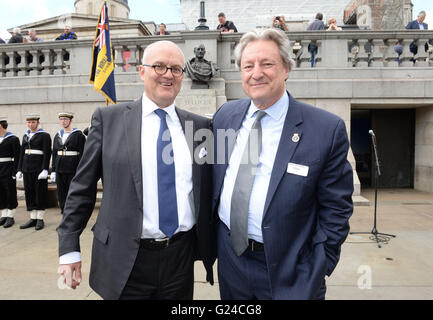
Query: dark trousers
217 221 272 300
0 177 18 210
119 230 196 300
218 221 327 300
23 172 47 211
56 172 74 213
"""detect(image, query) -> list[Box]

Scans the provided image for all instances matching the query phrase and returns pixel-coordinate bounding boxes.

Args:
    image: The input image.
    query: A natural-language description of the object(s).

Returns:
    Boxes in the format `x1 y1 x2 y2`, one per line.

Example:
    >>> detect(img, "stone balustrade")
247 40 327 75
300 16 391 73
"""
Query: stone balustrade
1 30 432 78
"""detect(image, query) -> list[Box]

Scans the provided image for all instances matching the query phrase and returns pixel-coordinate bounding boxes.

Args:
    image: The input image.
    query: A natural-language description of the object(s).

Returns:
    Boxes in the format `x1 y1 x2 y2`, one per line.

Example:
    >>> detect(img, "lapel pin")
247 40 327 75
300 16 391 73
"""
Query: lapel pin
292 133 300 143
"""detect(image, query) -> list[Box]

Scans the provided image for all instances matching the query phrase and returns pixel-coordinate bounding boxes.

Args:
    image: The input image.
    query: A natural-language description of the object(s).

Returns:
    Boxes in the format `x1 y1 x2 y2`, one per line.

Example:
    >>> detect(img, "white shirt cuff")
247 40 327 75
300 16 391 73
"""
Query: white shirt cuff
59 251 82 265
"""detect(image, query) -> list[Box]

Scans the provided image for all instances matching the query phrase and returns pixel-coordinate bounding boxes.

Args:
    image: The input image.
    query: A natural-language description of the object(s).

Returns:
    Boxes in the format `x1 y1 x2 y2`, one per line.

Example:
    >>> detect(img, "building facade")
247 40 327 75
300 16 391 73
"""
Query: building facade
1 1 432 196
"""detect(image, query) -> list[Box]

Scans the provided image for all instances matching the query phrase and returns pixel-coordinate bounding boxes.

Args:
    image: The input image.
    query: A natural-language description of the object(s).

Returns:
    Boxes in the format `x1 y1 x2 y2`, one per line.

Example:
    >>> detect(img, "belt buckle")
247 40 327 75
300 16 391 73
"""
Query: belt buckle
62 150 65 156
251 240 255 252
155 237 170 248
26 149 31 155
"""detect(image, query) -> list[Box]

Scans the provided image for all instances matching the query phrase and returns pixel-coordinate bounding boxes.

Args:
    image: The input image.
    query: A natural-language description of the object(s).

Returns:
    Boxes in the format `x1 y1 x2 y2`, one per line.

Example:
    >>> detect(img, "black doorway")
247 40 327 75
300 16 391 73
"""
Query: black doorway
351 109 415 189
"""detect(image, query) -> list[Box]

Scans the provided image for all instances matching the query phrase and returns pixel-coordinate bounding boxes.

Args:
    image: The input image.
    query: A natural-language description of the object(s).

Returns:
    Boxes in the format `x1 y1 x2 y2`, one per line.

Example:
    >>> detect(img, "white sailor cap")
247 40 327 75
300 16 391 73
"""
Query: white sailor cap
58 112 74 119
25 114 40 121
0 116 7 122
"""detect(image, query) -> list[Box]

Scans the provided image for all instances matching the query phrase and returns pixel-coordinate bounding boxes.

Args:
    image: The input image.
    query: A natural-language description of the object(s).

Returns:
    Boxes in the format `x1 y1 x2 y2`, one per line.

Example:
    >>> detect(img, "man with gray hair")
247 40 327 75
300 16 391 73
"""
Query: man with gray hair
26 29 43 43
57 40 215 300
212 28 353 299
8 28 23 44
406 11 429 56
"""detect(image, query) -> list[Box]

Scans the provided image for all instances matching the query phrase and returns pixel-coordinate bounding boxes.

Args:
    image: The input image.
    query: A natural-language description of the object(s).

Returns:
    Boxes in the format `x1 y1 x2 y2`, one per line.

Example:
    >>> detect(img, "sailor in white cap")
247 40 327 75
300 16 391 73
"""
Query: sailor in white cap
16 114 52 231
51 112 86 214
0 117 21 228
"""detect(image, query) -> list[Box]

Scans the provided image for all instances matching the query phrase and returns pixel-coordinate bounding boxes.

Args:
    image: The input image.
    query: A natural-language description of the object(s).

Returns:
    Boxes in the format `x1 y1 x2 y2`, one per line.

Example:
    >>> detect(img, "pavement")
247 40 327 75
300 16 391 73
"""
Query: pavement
1 188 433 300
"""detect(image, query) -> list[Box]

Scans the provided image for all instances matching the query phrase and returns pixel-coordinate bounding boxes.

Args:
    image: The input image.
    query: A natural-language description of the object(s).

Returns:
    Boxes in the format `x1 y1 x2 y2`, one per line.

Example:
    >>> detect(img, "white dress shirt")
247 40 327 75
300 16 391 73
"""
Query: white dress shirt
59 94 195 264
140 94 195 239
218 91 289 243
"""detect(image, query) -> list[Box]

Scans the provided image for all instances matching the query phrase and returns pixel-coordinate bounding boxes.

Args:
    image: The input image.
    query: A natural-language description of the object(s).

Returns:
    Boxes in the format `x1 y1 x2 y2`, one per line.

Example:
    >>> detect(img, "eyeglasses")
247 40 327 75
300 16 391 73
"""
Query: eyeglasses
142 63 185 77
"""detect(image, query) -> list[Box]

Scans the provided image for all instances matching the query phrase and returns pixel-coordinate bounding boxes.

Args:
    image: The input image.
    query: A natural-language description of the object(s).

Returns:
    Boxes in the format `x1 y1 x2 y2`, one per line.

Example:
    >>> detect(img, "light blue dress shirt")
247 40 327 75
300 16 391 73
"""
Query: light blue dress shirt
218 91 289 243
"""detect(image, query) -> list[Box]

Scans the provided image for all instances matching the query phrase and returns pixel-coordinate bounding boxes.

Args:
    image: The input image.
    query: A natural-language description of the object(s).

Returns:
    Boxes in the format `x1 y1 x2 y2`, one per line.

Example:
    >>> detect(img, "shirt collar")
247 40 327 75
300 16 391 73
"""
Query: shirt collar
248 91 289 121
142 93 177 120
26 128 44 136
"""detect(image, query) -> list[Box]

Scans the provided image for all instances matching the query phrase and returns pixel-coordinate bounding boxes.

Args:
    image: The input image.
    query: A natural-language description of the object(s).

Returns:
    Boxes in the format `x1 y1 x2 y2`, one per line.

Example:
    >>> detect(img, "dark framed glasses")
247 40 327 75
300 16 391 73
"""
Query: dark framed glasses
142 63 185 77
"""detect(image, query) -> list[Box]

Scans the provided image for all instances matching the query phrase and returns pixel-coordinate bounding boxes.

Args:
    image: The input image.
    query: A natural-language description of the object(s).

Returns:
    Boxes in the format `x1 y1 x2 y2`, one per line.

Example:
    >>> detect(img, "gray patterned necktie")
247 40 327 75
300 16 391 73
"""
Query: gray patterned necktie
230 111 267 256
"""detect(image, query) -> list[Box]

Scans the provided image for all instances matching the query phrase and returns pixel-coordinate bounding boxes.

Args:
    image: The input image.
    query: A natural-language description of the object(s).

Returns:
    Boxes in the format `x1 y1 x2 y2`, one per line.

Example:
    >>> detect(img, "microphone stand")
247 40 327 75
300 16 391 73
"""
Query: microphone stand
350 131 396 248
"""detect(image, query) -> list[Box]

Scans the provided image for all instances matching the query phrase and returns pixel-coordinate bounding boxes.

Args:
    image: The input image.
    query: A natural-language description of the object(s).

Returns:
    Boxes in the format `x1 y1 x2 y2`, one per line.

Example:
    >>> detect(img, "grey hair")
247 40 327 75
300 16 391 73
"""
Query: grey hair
29 28 37 33
141 40 185 66
418 11 426 16
13 27 21 34
234 28 295 70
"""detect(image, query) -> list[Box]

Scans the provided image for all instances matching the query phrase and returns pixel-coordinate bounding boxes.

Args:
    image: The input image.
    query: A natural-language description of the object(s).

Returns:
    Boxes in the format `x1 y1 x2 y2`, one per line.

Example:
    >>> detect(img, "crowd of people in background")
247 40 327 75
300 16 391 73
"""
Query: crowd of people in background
0 10 429 43
0 10 430 69
0 25 78 44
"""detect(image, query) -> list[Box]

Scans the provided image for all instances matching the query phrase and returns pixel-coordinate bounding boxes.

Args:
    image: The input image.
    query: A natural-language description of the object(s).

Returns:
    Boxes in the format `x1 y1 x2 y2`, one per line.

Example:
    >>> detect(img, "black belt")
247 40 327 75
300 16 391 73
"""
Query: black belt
248 239 265 251
140 228 194 250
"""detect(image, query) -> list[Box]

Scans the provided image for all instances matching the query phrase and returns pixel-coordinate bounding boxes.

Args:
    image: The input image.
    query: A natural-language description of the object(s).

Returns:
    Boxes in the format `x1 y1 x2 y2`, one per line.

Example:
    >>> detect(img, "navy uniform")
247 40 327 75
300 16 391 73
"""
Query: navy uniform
0 117 21 228
51 112 86 213
17 114 52 231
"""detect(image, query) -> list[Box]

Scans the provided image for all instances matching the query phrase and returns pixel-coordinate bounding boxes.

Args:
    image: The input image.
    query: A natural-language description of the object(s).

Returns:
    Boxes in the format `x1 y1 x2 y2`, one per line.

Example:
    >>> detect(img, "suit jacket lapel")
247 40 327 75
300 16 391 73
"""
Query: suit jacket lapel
263 94 303 218
124 98 143 210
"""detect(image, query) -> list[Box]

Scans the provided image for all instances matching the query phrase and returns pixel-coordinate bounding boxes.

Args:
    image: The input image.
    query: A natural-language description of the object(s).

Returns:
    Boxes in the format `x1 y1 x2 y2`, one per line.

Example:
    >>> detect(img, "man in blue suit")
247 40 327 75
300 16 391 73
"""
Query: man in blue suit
406 11 429 56
212 28 354 300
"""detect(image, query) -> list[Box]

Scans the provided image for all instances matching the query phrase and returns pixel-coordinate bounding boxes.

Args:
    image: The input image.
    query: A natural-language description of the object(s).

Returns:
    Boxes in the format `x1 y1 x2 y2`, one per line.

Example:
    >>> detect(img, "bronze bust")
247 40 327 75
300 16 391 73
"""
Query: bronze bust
185 44 217 88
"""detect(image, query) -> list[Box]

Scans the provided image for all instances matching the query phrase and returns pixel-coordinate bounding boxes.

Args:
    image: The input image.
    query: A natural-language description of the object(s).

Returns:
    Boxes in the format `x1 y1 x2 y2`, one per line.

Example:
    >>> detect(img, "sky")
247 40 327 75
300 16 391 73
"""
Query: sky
0 0 432 40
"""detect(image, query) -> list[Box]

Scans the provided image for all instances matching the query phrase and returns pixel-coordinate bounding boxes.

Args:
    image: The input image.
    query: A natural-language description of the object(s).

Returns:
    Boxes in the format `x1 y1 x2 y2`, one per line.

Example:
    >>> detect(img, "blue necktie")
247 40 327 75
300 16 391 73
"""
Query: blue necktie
154 108 179 238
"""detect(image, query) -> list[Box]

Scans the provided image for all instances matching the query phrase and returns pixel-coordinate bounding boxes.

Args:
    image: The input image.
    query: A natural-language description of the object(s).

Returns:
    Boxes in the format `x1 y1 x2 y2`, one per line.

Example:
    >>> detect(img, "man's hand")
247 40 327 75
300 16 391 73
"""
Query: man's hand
58 262 82 290
16 171 23 180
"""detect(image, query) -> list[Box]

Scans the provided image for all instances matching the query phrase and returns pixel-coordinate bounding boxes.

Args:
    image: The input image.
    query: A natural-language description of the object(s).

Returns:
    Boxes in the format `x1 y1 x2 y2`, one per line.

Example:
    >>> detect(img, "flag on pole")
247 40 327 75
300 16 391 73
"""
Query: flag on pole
89 1 116 105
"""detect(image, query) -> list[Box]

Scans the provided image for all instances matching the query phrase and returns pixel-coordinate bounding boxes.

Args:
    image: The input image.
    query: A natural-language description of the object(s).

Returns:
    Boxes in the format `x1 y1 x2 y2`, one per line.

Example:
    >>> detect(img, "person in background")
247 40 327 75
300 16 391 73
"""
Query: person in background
327 18 342 31
272 16 288 32
306 13 325 67
0 38 5 44
217 12 238 33
394 11 429 63
51 112 86 215
25 29 43 43
406 11 429 56
16 114 52 231
8 28 23 44
0 117 21 229
154 23 170 35
55 26 78 41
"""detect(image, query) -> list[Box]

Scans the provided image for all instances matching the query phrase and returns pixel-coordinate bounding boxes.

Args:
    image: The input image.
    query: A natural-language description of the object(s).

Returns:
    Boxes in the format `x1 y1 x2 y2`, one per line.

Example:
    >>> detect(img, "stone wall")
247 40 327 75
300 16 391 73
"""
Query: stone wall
356 0 409 30
415 106 433 193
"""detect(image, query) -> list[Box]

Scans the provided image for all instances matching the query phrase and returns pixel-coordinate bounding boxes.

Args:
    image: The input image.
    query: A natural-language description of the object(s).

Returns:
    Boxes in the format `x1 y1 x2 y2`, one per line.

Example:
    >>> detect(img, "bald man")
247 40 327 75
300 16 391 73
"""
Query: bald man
57 41 215 300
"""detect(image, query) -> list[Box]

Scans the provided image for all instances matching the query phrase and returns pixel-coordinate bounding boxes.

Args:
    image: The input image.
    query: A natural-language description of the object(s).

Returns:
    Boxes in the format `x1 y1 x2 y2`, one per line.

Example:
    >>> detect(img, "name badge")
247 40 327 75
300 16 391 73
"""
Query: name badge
287 162 309 177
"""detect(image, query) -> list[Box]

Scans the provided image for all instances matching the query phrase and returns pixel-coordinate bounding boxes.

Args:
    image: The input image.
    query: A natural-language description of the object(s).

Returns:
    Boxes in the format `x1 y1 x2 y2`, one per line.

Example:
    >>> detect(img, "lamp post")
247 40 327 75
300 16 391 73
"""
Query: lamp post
195 0 209 30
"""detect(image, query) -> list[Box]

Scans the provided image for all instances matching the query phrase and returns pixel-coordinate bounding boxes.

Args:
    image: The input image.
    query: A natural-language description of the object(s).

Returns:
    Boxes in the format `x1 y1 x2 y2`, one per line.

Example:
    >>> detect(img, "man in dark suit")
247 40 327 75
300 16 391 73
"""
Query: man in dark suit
406 11 429 55
57 40 215 300
212 28 353 300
